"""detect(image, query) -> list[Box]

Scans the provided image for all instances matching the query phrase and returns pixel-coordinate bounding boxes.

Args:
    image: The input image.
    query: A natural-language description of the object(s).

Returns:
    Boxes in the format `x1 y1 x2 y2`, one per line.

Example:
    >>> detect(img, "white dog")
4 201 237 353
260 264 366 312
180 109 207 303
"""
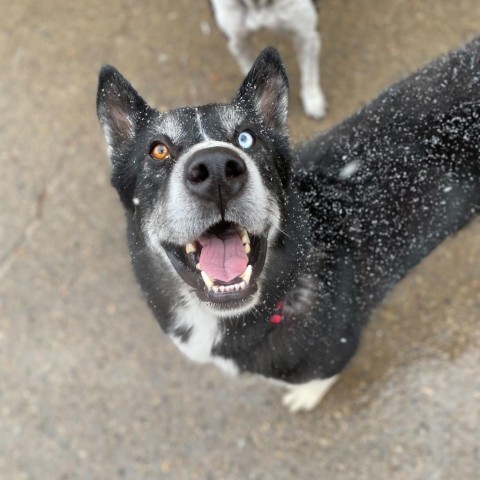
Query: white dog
210 0 327 119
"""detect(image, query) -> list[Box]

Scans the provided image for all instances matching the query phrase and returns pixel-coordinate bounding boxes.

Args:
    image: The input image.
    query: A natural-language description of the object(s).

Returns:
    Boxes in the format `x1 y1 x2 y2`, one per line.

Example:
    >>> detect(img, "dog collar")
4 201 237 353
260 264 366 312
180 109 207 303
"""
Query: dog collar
269 300 284 324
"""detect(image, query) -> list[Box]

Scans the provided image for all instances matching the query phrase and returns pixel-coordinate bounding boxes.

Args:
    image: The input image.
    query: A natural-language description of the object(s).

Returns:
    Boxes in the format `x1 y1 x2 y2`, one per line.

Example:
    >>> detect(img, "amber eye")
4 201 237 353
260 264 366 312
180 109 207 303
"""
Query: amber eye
150 143 170 161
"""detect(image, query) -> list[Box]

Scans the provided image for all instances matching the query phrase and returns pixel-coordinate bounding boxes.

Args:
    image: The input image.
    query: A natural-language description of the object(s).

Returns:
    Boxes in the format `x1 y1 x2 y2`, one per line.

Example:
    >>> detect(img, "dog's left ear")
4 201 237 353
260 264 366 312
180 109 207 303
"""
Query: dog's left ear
233 47 289 132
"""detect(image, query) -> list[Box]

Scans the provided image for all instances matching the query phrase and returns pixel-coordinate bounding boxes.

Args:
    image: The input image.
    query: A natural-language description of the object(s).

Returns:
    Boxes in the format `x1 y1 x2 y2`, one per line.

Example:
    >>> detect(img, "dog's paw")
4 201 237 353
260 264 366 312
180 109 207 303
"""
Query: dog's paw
282 376 338 413
301 89 328 120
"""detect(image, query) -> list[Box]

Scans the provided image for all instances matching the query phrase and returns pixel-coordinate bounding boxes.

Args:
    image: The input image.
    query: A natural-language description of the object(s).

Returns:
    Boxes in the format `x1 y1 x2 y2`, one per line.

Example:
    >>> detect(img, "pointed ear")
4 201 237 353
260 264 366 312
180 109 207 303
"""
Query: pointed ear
96 65 149 158
233 47 289 132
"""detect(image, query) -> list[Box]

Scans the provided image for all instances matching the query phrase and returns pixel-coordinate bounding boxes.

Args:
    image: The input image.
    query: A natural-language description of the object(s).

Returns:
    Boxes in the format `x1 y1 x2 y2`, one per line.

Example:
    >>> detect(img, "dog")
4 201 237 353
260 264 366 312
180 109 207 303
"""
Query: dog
209 0 326 119
97 38 480 412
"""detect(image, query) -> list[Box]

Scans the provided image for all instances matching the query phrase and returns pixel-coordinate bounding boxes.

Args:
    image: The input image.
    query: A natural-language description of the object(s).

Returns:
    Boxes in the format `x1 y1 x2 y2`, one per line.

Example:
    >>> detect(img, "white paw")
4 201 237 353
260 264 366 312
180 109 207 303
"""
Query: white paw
301 88 328 120
282 376 338 413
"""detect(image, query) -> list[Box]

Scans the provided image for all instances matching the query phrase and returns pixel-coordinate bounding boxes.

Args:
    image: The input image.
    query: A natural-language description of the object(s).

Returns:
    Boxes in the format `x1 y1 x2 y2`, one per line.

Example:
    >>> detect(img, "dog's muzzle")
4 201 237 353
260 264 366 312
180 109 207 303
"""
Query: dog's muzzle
151 142 274 312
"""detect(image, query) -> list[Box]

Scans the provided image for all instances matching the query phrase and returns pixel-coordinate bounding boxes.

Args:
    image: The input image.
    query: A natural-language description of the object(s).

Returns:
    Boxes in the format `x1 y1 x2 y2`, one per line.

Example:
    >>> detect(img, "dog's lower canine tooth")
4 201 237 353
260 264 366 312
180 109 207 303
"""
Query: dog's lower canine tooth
186 242 196 254
201 271 214 289
240 265 252 285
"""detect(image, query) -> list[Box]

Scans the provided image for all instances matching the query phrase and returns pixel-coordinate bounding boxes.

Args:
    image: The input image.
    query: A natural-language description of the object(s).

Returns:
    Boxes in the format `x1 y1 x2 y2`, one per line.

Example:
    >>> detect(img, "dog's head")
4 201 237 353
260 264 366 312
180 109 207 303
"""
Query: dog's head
97 48 292 316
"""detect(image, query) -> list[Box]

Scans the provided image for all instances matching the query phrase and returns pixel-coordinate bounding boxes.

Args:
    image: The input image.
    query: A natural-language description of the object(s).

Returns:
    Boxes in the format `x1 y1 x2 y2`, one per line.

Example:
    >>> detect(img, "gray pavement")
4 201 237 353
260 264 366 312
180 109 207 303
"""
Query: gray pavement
1 0 479 479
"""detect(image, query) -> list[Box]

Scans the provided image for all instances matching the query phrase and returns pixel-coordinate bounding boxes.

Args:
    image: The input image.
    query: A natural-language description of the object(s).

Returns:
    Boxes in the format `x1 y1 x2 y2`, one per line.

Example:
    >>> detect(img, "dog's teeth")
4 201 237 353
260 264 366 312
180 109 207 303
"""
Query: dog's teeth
186 242 196 254
201 271 214 289
244 243 251 254
239 229 250 245
240 265 252 285
207 278 248 295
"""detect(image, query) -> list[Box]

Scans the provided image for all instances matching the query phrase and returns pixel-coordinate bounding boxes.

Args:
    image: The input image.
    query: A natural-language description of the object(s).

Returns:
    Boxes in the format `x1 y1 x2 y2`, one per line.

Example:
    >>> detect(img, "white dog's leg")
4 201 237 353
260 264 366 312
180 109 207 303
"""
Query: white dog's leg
292 24 327 119
210 0 255 74
282 376 338 413
227 34 256 75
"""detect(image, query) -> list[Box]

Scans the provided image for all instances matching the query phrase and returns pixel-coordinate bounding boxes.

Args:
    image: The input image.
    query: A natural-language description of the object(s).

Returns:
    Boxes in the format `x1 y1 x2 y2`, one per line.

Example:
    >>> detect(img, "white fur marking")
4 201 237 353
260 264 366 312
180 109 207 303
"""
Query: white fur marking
339 160 361 180
212 356 239 376
171 302 239 375
171 306 220 363
196 109 211 141
282 376 339 413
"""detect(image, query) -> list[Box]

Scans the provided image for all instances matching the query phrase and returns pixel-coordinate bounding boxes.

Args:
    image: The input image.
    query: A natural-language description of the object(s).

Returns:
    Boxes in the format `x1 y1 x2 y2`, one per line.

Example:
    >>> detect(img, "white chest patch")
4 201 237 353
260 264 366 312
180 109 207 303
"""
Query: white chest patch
170 304 239 376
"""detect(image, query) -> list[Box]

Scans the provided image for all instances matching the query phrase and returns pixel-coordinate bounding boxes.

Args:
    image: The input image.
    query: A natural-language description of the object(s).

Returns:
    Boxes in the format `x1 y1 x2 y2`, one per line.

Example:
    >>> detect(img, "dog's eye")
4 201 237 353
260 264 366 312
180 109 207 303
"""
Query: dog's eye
237 130 255 149
150 142 170 161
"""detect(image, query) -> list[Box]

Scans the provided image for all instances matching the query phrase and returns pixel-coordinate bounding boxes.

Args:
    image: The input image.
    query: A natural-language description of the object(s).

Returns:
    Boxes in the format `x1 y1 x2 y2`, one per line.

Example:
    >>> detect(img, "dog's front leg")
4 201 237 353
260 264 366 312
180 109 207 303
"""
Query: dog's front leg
281 376 339 413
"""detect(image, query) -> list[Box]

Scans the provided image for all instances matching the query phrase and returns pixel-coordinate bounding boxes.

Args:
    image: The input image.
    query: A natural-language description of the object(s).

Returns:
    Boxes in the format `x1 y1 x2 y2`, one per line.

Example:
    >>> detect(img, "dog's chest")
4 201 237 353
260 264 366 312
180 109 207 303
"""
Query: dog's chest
170 305 239 376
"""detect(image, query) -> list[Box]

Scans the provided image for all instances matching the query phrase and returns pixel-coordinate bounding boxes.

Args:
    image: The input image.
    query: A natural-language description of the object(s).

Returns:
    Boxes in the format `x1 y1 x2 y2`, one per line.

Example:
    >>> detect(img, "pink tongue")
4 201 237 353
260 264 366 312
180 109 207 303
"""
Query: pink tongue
197 228 248 282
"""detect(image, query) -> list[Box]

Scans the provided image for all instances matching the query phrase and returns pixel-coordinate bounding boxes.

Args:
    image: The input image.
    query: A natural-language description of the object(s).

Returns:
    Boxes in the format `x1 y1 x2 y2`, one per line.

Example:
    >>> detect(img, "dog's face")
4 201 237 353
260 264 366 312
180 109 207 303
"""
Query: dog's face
97 48 291 316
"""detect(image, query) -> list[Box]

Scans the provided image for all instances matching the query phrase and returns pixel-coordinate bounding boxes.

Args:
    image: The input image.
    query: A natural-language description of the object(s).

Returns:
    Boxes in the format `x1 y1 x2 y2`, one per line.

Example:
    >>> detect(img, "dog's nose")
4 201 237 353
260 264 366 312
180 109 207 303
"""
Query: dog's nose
184 149 247 208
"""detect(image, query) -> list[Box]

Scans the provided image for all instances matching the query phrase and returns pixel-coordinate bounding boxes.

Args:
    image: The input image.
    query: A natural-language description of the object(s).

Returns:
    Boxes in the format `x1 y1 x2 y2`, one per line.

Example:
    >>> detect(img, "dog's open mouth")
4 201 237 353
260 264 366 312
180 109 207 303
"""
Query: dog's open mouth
163 221 267 306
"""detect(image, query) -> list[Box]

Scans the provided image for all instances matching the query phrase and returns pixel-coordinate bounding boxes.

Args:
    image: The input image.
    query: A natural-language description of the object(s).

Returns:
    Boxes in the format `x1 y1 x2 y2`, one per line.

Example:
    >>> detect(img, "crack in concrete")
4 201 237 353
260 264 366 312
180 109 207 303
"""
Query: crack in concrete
0 158 67 281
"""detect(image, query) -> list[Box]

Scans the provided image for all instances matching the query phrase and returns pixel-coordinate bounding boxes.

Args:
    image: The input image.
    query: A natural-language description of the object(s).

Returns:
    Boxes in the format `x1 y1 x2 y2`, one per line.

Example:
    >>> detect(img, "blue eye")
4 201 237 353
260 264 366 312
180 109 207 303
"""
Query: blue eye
238 130 255 149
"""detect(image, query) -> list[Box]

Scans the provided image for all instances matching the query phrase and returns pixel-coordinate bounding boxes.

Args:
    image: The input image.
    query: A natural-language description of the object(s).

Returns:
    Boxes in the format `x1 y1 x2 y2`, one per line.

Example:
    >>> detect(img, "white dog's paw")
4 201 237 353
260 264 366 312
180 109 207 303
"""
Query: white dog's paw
282 376 338 413
301 88 328 120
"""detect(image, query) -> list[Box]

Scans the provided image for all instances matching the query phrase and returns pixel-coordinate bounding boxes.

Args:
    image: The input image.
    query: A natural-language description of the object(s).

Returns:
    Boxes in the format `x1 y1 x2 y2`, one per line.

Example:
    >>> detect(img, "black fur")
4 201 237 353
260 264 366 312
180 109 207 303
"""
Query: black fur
97 39 480 385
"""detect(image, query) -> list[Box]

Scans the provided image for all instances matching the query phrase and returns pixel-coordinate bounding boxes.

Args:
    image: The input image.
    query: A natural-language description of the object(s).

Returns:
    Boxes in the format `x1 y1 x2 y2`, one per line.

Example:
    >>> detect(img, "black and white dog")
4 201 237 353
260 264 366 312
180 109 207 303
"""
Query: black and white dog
209 0 326 119
97 38 480 412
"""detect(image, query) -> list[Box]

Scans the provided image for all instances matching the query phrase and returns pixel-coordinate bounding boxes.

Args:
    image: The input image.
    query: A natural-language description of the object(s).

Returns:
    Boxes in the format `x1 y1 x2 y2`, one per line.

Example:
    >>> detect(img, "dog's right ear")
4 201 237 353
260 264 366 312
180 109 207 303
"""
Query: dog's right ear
96 65 149 159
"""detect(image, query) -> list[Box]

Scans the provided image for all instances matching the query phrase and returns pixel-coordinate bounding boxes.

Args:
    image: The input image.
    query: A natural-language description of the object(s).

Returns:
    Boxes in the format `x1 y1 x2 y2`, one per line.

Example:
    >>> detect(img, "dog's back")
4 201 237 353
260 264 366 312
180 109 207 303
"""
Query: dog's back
296 37 480 310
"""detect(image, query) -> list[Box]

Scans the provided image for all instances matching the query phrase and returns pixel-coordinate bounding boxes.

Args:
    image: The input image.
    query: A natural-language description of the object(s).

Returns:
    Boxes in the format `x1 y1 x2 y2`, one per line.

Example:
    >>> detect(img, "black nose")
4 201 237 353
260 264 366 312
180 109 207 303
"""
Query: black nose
184 149 248 209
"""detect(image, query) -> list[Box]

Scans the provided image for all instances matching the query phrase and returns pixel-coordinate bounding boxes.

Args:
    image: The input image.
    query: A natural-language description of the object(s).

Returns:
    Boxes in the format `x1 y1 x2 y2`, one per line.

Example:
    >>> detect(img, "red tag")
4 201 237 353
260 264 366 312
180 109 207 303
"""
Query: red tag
269 300 284 324
270 313 282 324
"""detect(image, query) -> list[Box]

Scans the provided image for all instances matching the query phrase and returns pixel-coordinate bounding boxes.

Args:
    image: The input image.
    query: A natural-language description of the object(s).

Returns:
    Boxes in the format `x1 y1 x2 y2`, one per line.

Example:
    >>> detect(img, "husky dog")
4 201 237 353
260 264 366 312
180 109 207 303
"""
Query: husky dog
97 38 480 412
209 0 326 119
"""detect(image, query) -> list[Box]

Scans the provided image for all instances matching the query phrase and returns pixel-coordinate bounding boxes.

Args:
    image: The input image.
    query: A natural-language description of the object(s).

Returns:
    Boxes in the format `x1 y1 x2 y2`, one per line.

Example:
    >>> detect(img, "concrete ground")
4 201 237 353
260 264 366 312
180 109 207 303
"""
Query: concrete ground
1 0 479 478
